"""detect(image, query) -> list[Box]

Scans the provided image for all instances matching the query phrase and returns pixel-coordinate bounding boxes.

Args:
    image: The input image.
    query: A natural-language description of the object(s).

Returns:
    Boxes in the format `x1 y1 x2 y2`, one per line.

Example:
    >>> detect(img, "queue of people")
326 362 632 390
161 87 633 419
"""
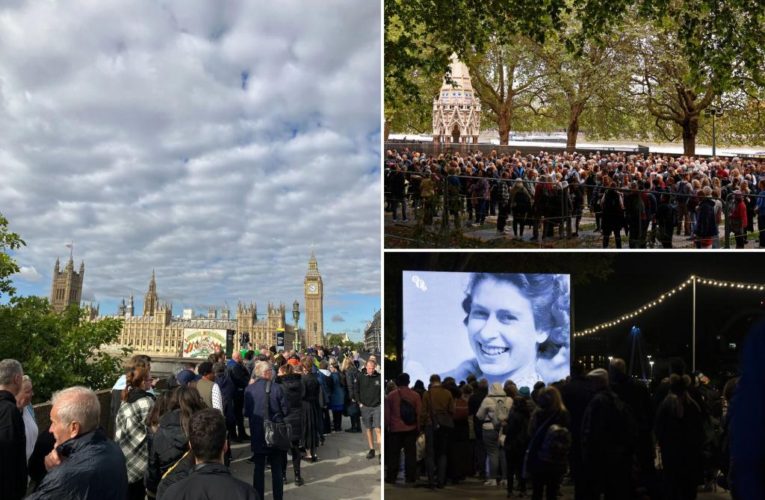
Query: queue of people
0 345 380 500
385 148 765 248
385 359 743 500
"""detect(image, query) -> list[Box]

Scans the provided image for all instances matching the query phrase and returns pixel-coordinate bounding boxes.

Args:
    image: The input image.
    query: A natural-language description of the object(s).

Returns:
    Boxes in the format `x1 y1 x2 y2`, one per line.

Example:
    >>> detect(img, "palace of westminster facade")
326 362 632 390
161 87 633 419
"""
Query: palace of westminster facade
50 253 325 356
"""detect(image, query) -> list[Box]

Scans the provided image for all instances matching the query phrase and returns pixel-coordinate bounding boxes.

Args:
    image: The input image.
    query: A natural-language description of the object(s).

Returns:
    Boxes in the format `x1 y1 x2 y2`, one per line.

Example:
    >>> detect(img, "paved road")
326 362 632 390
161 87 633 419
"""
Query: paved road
228 416 381 500
385 476 732 499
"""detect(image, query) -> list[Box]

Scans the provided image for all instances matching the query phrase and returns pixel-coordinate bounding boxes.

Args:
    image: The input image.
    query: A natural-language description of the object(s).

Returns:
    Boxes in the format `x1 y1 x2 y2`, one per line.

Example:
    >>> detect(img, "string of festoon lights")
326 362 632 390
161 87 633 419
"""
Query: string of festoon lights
574 275 765 338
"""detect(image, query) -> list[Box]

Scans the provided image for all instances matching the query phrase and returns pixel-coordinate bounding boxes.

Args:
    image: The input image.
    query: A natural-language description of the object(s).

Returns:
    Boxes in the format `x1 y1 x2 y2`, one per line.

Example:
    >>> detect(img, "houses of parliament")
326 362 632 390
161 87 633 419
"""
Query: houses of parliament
50 253 326 356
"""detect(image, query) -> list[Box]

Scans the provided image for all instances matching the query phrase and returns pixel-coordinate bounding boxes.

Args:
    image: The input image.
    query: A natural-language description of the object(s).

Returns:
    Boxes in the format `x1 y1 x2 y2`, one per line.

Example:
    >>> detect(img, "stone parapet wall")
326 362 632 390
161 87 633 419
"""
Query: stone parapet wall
33 389 113 438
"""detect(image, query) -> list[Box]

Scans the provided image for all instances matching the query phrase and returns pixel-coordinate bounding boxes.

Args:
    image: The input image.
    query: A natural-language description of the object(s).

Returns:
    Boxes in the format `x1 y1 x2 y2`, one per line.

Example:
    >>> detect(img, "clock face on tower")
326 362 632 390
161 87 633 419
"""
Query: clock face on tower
307 283 318 294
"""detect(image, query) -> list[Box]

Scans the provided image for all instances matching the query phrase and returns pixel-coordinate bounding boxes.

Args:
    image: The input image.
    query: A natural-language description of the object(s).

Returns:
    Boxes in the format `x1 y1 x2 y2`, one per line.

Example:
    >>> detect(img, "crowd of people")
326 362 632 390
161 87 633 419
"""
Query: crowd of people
0 345 381 500
385 148 765 248
384 358 746 500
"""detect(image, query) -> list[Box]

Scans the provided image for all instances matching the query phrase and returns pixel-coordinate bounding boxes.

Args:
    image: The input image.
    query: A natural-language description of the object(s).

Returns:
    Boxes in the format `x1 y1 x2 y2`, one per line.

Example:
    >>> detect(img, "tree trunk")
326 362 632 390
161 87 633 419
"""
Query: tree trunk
566 117 579 153
497 110 511 145
566 103 584 153
384 119 390 142
682 115 698 156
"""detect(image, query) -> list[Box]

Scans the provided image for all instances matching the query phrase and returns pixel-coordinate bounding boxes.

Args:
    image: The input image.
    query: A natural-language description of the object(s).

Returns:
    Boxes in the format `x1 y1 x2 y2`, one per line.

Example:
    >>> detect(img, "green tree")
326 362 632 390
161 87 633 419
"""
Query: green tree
628 26 717 155
385 0 765 148
535 17 632 151
384 10 444 139
0 298 127 403
0 212 128 402
0 213 26 299
464 36 548 145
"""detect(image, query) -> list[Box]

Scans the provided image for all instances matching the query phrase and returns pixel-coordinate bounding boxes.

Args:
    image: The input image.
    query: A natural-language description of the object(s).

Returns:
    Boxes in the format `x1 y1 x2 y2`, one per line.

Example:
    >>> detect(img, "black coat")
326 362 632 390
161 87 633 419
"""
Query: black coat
581 389 636 469
156 451 193 500
27 429 128 500
215 373 236 427
146 409 189 495
0 390 26 500
276 373 304 441
344 366 359 403
162 463 258 500
390 170 406 198
301 373 322 450
559 375 594 462
227 362 250 391
654 392 704 485
243 379 288 455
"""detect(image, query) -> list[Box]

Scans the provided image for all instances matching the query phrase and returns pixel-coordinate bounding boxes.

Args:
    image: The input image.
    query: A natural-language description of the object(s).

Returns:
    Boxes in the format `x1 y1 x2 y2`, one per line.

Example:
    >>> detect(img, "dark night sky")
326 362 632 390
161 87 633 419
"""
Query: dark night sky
385 252 765 378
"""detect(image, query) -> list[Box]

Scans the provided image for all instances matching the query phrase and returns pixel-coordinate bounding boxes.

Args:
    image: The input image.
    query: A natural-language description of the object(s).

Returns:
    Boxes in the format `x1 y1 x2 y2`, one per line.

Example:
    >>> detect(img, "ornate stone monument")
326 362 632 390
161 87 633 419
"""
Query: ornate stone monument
432 54 481 145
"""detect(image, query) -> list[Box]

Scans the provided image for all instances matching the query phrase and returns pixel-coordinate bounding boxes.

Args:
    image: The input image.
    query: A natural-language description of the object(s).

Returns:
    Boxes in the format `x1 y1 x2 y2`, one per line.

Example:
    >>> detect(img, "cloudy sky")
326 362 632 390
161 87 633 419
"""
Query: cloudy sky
0 0 381 340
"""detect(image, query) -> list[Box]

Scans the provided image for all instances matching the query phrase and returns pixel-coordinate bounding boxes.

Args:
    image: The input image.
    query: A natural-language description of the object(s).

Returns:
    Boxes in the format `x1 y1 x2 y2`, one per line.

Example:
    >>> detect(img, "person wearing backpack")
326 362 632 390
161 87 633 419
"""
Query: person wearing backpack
476 382 513 487
384 373 421 487
581 368 637 500
526 386 570 500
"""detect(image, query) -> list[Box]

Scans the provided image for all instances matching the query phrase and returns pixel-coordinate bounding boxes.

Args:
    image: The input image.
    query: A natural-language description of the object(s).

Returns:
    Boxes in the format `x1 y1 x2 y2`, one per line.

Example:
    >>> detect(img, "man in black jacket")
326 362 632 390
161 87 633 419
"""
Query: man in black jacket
0 359 27 500
163 409 257 500
227 351 250 441
27 386 128 500
356 358 381 460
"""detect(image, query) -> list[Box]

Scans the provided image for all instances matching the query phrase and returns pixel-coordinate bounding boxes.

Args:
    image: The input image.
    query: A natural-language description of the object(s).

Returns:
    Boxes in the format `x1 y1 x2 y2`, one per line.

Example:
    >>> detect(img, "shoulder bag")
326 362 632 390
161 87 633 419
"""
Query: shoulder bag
264 381 292 451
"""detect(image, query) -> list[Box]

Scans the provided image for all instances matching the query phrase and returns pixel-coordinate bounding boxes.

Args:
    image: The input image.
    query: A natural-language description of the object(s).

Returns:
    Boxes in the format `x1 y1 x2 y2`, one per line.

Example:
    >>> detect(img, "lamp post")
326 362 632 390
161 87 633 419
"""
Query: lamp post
292 300 301 352
704 105 724 157
649 361 655 379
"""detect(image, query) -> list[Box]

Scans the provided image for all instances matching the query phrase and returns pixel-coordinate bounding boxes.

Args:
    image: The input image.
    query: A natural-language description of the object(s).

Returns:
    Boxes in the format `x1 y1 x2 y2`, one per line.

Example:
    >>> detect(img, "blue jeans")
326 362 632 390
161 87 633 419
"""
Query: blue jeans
253 451 285 500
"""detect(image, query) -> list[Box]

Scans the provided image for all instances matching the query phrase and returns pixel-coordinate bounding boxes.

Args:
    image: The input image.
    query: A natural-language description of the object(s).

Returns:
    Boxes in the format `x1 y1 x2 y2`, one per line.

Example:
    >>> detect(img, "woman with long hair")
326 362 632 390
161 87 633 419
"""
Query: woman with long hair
527 386 570 500
115 355 156 500
145 386 208 497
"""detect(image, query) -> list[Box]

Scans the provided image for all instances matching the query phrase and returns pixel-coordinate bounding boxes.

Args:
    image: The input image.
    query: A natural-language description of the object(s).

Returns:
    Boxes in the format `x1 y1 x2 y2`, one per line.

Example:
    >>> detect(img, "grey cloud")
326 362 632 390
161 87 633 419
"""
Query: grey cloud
0 0 380 311
16 265 42 282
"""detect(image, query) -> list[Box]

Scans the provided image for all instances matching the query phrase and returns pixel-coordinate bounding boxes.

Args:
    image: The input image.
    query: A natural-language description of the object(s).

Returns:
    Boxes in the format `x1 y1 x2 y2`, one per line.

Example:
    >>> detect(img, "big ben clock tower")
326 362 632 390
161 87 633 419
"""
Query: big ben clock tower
304 251 324 347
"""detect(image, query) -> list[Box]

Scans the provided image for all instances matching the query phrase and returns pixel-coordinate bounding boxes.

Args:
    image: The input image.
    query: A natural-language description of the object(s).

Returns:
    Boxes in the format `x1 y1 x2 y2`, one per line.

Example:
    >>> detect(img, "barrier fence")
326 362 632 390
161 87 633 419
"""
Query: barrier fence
384 174 765 249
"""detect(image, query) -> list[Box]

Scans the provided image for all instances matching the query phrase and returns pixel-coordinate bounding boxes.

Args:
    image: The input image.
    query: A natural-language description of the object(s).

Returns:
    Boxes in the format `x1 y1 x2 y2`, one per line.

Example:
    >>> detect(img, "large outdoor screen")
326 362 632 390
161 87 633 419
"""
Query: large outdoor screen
402 271 571 388
182 328 229 359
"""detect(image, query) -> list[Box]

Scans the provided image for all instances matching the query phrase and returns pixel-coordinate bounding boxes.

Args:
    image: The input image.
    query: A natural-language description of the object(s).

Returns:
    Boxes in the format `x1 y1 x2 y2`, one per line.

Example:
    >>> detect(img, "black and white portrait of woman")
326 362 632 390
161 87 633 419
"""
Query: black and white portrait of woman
403 272 571 387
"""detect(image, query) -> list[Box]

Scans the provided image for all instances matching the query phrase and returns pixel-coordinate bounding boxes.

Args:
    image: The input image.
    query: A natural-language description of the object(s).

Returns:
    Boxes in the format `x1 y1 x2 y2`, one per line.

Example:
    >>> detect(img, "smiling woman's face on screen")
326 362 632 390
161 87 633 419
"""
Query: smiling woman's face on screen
465 276 547 379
